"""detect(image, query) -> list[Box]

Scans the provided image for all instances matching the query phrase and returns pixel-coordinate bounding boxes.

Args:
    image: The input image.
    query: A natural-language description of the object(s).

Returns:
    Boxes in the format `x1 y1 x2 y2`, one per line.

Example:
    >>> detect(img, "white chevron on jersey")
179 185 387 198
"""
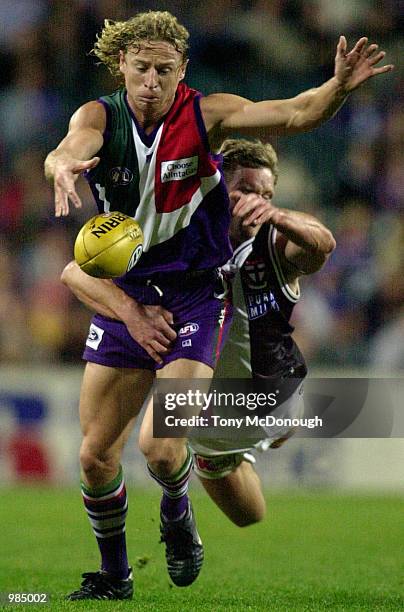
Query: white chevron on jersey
130 120 221 253
96 183 111 212
221 237 255 277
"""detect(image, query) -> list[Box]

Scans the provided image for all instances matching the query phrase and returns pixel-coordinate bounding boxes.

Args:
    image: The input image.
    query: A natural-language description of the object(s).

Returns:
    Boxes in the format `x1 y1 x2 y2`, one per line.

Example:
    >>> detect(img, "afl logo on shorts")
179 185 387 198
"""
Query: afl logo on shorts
179 322 199 337
110 167 133 186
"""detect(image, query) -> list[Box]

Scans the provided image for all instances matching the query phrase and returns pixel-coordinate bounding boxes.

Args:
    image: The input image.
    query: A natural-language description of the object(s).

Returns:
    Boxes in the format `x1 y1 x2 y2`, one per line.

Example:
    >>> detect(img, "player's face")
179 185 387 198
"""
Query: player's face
119 41 187 123
226 166 275 242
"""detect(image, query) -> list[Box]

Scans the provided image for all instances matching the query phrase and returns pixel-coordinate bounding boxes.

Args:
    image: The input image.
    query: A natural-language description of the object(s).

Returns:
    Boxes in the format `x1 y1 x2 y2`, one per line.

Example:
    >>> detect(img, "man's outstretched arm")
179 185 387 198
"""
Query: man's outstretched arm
44 102 105 217
202 36 394 139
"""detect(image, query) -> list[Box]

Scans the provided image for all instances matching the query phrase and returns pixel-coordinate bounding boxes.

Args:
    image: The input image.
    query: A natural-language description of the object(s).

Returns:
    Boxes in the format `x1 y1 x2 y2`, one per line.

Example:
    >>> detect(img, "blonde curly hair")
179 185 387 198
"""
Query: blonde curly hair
221 139 279 184
92 11 189 79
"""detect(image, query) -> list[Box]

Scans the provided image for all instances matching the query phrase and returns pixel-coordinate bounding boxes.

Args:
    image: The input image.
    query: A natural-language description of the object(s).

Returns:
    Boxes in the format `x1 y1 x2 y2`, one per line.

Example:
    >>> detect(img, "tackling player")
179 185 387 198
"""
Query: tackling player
45 9 392 600
189 139 336 526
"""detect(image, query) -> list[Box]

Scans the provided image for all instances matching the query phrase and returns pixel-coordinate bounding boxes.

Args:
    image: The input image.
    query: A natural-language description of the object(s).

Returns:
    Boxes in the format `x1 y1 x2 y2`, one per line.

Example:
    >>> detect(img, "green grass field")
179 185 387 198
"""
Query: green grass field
0 487 403 611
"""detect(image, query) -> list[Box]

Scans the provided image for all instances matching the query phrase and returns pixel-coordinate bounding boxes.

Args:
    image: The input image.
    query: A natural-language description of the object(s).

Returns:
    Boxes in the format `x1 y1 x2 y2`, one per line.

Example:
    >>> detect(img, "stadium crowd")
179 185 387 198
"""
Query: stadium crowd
0 0 402 370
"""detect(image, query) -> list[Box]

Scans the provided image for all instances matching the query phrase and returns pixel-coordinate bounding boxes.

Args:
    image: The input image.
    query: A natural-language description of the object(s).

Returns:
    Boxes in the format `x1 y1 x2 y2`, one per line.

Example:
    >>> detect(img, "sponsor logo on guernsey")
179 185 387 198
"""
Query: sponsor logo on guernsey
195 454 235 474
86 323 104 350
246 291 279 320
161 156 198 182
109 167 133 186
243 259 267 289
179 322 199 337
127 244 143 271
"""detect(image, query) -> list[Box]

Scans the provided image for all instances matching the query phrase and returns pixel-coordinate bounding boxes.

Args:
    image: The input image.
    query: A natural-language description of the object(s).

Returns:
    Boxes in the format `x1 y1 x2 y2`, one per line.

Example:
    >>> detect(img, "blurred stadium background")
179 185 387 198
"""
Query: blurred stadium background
0 1 403 499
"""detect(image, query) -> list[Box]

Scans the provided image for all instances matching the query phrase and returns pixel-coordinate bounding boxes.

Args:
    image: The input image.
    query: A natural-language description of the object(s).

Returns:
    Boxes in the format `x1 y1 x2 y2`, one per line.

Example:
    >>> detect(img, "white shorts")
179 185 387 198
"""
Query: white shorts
190 383 304 479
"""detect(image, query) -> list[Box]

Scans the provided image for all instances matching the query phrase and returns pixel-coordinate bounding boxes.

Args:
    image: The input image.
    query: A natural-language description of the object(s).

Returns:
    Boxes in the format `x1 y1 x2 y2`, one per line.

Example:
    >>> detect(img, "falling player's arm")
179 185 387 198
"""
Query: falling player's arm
201 37 393 142
61 261 177 364
61 261 123 320
268 207 336 279
44 101 106 217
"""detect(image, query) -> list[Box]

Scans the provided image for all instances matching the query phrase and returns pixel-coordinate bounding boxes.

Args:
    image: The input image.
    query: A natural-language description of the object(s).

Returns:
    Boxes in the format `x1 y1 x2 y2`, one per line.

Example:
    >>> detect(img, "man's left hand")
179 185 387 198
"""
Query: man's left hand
334 36 394 93
230 191 278 227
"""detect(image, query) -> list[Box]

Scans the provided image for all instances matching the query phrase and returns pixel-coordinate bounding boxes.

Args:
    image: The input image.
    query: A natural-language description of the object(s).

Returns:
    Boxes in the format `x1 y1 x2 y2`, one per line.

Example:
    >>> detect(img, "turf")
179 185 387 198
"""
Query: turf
0 487 403 611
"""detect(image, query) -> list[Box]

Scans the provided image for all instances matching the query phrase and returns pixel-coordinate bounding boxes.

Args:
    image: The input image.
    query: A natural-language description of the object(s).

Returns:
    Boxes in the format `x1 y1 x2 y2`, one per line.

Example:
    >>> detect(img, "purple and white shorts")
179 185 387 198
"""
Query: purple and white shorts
82 274 233 371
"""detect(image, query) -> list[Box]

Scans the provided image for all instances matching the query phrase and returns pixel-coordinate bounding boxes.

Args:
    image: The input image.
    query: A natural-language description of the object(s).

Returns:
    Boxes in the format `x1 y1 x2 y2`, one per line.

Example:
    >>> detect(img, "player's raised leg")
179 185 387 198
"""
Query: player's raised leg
139 359 211 587
195 457 266 527
68 363 153 601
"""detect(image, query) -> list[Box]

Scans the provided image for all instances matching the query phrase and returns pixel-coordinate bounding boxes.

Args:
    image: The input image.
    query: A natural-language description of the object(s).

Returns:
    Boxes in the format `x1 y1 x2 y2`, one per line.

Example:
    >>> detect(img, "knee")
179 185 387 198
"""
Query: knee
79 440 119 482
234 505 266 528
140 437 185 478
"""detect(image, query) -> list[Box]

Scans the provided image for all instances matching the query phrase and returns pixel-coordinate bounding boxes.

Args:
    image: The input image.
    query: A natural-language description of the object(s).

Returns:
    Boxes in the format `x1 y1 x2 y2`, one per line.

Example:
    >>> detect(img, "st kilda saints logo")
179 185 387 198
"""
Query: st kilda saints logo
242 257 267 290
109 167 133 186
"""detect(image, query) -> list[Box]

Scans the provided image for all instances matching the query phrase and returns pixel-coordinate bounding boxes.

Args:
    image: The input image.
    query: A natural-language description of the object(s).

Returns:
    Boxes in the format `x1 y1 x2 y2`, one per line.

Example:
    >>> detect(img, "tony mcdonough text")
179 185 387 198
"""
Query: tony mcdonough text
164 415 323 429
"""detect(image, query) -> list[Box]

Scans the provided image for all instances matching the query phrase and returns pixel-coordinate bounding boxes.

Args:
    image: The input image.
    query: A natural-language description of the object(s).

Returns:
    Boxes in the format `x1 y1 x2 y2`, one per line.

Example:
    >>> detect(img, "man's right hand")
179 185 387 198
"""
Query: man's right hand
52 154 100 217
44 101 106 216
124 303 177 365
61 260 176 364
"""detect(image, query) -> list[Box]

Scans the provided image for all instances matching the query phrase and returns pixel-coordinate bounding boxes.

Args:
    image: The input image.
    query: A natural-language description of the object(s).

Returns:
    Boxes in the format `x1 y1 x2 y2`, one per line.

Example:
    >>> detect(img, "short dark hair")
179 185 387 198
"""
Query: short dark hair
221 138 279 184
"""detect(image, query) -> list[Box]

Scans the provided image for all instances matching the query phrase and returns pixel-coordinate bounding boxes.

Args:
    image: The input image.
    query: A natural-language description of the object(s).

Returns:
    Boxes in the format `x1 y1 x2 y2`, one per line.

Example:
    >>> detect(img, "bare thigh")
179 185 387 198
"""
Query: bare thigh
80 362 154 460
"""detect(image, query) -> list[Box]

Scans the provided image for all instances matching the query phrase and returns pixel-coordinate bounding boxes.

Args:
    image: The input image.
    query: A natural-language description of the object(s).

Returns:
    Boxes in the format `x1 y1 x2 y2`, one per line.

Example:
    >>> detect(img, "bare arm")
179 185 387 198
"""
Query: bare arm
61 261 119 319
229 193 335 279
61 261 177 364
266 207 336 279
44 101 106 217
201 37 393 143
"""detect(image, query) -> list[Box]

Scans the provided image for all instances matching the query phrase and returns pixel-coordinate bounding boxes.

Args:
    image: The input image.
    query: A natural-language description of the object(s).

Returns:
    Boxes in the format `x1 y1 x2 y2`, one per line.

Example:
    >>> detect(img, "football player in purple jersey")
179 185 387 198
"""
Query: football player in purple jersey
45 9 391 600
62 136 334 585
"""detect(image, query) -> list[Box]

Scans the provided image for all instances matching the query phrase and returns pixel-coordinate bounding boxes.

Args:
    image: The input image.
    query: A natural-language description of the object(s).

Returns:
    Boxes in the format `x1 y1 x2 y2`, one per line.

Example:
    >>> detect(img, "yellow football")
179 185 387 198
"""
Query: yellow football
74 212 143 278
